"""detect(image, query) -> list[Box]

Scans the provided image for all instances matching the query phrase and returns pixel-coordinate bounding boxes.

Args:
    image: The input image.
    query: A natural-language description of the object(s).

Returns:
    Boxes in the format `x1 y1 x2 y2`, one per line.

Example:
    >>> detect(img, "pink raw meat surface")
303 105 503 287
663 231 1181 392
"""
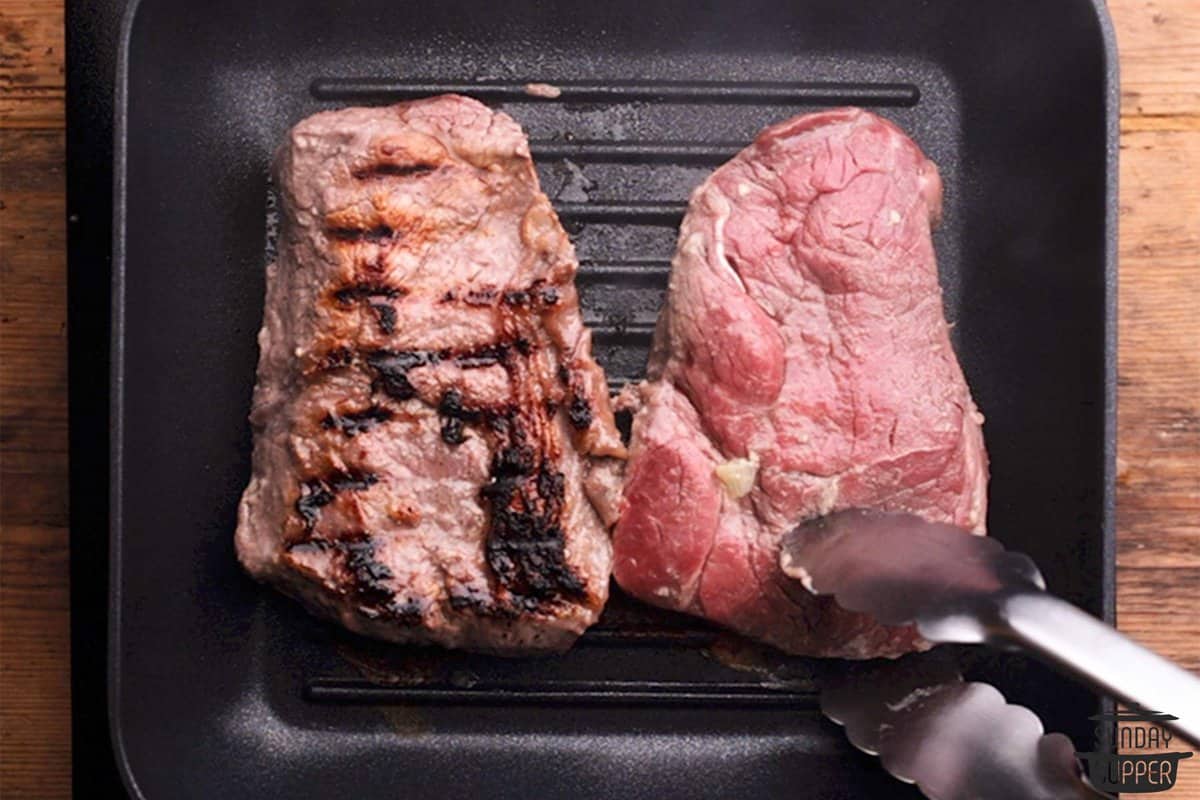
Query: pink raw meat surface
612 107 989 658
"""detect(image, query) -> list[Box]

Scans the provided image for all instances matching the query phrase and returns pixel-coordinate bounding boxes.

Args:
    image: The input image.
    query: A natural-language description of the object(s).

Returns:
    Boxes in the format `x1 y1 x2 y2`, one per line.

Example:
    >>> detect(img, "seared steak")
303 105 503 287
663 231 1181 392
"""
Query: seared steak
612 108 988 658
236 96 625 655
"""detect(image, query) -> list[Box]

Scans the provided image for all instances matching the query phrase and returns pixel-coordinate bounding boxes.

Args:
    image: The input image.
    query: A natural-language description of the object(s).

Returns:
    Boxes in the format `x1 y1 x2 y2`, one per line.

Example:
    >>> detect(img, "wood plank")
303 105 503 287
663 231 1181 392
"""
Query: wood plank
0 526 72 800
1116 129 1200 599
1 128 68 538
0 85 70 797
0 1 64 92
1110 0 1200 118
1118 568 1200 671
0 0 64 130
0 93 63 128
1114 119 1200 798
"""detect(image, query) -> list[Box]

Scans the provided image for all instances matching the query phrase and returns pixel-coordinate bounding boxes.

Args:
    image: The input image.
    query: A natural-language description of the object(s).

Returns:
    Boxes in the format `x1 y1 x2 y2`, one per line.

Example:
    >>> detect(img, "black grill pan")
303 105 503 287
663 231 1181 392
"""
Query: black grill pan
68 0 1118 797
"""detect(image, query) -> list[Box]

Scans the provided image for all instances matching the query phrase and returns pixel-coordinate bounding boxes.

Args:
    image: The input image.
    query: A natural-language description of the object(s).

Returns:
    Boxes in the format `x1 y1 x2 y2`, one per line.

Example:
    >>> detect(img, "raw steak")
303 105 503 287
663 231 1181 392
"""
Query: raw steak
612 108 988 658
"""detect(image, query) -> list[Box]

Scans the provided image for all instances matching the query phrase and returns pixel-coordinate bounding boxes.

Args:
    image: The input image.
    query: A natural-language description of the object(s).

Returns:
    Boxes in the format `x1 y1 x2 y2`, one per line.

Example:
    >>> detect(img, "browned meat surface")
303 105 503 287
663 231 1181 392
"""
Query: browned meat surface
236 95 625 655
612 108 988 658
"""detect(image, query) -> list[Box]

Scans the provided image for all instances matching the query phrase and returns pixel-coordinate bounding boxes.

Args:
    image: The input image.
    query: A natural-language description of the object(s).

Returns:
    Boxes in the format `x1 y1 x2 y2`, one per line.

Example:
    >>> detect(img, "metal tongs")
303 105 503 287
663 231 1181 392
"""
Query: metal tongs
781 509 1200 799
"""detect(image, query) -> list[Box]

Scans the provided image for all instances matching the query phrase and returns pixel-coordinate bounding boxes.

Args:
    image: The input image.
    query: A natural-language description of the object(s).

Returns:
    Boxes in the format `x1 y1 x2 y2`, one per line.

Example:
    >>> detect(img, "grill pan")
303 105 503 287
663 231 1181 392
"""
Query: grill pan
67 1 1118 797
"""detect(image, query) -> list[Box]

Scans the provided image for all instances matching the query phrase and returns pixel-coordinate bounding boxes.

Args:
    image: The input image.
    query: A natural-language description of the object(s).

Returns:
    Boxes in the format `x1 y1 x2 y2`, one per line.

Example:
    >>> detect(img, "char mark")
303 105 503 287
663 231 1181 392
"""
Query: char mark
296 484 334 529
357 339 527 402
352 162 438 180
324 347 355 369
480 441 585 603
338 536 398 616
455 342 510 369
329 471 381 493
288 533 422 624
465 288 498 306
296 469 380 530
327 225 397 244
322 405 393 437
438 388 476 446
445 283 561 310
333 282 405 305
440 418 466 445
371 303 397 334
447 585 520 618
365 350 439 400
438 389 472 420
567 394 593 430
437 389 514 447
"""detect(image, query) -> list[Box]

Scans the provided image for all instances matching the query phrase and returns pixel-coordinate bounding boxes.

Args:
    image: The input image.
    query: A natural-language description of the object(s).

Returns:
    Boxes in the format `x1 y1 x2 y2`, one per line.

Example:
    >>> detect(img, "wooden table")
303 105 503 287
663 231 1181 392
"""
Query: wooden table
1 1 1196 796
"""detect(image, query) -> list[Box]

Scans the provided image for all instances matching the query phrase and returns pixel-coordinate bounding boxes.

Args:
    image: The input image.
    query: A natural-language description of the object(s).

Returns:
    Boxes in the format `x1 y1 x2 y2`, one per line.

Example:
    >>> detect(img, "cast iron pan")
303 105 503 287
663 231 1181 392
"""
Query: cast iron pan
68 1 1118 797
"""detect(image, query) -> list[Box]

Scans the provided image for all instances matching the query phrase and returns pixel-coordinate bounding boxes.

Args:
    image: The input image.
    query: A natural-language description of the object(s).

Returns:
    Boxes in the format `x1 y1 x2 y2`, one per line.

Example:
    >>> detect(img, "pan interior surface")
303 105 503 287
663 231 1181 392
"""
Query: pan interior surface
110 1 1114 797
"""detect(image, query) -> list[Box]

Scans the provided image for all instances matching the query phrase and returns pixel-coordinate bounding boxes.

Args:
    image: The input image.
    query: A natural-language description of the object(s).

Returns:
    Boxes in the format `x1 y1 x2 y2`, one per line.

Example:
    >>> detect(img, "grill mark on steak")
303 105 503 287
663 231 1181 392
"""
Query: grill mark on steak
332 282 406 305
312 310 585 610
323 347 355 370
371 303 397 334
326 225 398 244
337 536 414 620
296 484 335 529
444 584 531 619
465 288 498 306
563 370 594 430
448 585 498 613
439 281 562 311
477 392 584 607
567 394 593 430
295 469 380 530
351 162 438 180
327 339 540 402
321 405 393 437
328 470 380 493
340 536 393 602
455 342 510 369
426 329 587 605
365 350 439 401
439 417 466 446
481 442 584 604
286 533 422 623
437 388 483 446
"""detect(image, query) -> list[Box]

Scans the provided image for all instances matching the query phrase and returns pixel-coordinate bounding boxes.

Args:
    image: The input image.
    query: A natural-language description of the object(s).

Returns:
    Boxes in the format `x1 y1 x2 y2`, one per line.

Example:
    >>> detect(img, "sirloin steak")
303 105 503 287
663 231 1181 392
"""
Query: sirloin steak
612 108 988 658
236 96 625 655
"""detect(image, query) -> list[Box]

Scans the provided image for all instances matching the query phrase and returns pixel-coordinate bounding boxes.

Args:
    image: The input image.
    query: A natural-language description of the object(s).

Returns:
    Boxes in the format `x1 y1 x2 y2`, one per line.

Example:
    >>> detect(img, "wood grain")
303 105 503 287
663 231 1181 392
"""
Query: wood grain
1112 0 1200 118
0 0 64 128
1116 117 1200 792
1 2 69 798
0 0 1197 797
